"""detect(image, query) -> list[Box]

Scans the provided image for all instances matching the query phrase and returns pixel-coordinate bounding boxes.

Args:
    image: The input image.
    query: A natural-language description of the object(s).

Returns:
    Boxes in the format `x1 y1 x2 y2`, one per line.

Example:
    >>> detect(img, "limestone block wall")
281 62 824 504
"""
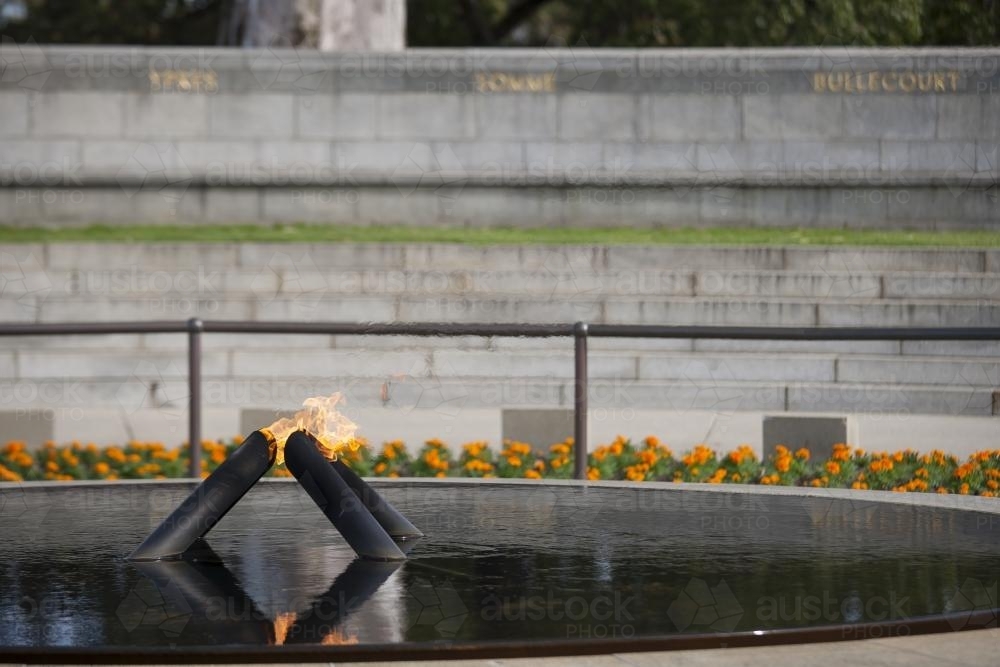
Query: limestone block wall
0 242 997 451
0 46 997 227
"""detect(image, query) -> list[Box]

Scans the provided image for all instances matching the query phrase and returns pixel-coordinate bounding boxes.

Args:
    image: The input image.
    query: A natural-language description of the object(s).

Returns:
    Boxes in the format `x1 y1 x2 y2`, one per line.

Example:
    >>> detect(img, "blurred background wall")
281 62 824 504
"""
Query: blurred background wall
1 46 997 228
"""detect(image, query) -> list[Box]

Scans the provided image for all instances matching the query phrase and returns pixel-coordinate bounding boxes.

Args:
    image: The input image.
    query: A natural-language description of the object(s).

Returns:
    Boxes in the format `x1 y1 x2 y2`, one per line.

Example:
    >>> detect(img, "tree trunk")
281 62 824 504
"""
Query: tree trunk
218 0 300 47
318 0 406 51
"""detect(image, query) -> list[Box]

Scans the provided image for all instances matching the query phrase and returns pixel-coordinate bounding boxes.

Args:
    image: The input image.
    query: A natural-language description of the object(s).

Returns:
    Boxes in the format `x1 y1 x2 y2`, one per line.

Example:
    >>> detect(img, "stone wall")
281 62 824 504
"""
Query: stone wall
1 242 997 453
1 46 997 227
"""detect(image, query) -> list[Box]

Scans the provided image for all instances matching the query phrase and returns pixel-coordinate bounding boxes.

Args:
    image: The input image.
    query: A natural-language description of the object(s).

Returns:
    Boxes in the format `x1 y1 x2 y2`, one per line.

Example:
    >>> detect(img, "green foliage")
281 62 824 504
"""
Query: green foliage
3 0 221 45
561 0 926 47
921 0 1000 45
2 0 995 47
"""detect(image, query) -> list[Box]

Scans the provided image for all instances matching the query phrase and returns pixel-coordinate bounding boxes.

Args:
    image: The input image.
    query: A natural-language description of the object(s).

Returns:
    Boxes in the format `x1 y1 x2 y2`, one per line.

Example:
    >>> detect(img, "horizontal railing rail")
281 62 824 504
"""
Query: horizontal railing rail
1 319 998 480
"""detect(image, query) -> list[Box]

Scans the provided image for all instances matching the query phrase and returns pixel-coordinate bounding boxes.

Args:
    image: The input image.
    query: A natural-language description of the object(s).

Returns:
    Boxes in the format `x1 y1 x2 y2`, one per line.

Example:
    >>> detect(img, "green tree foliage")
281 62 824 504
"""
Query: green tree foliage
2 0 997 47
559 0 926 47
921 0 999 45
2 0 221 44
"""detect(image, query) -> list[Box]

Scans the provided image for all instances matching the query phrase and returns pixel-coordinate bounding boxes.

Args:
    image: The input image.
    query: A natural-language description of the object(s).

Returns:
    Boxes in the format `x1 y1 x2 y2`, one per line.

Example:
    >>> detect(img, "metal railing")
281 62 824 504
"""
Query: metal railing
1 318 998 479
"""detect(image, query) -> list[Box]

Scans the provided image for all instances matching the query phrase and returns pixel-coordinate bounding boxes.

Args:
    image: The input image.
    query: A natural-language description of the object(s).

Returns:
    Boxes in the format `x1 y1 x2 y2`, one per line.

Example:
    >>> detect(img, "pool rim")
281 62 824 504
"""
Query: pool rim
1 478 998 663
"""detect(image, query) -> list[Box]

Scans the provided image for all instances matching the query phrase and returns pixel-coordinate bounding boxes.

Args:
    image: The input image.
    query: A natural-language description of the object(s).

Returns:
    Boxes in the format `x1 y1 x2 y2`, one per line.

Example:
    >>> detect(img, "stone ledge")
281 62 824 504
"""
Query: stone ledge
7 169 995 189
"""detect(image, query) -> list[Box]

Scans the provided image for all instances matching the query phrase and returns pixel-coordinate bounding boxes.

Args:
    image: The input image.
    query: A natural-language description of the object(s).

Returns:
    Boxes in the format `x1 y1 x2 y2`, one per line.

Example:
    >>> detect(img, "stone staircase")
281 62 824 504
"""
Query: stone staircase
1 243 998 447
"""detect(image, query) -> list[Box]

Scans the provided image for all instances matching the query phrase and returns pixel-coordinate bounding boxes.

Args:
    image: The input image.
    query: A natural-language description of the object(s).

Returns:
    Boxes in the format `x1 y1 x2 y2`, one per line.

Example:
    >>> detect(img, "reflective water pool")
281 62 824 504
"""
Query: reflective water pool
0 481 997 653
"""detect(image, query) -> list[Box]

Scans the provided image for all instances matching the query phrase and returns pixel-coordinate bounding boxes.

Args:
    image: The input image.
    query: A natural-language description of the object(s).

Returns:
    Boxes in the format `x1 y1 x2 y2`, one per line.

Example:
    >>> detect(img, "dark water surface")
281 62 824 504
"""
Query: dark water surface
1 481 997 650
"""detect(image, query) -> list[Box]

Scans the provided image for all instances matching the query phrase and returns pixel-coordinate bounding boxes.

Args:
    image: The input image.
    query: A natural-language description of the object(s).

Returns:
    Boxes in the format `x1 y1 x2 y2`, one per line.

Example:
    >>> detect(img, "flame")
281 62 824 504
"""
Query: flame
271 611 297 645
265 393 359 466
270 610 359 646
321 628 359 645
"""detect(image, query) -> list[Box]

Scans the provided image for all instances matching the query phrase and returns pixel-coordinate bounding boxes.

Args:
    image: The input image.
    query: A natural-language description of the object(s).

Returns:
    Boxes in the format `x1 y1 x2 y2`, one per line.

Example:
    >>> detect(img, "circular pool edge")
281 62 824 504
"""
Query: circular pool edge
1 479 997 663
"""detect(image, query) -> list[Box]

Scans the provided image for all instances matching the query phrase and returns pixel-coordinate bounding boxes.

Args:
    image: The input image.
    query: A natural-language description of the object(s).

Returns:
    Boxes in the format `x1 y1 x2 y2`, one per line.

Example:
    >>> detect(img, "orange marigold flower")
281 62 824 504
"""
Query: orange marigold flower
832 444 850 462
727 444 757 466
870 458 894 473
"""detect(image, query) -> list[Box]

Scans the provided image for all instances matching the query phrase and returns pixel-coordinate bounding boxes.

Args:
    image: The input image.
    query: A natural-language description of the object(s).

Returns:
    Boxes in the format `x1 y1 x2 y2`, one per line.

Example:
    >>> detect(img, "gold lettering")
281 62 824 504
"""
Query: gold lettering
475 71 556 93
812 69 962 94
148 68 218 93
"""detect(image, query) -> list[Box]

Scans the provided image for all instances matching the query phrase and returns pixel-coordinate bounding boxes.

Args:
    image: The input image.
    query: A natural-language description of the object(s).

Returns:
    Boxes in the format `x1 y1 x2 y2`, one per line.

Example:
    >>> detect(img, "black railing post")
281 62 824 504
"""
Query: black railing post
187 317 204 478
573 321 589 480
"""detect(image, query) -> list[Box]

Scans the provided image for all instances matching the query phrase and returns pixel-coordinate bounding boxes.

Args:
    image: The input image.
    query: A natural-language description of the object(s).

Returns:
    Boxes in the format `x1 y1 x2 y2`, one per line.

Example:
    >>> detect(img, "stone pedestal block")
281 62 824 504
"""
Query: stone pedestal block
762 415 855 461
0 409 55 448
501 408 574 449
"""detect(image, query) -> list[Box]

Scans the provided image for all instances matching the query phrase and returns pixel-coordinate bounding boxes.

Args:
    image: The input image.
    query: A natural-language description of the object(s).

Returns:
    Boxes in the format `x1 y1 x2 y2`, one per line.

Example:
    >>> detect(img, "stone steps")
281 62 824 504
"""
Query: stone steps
9 348 997 384
2 242 996 431
5 349 997 416
5 294 999 327
5 333 1000 357
4 376 995 417
12 268 1000 301
5 243 998 273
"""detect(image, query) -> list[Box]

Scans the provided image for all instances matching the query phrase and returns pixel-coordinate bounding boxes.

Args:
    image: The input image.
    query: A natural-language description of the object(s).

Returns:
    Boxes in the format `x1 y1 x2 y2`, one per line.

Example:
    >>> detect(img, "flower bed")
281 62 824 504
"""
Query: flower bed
2 437 999 497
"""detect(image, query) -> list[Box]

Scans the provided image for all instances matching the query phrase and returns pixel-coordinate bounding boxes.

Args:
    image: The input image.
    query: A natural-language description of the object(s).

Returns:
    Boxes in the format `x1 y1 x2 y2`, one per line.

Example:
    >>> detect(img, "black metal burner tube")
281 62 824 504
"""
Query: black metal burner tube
331 459 423 539
133 553 276 645
284 559 402 645
129 430 277 561
285 430 406 561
